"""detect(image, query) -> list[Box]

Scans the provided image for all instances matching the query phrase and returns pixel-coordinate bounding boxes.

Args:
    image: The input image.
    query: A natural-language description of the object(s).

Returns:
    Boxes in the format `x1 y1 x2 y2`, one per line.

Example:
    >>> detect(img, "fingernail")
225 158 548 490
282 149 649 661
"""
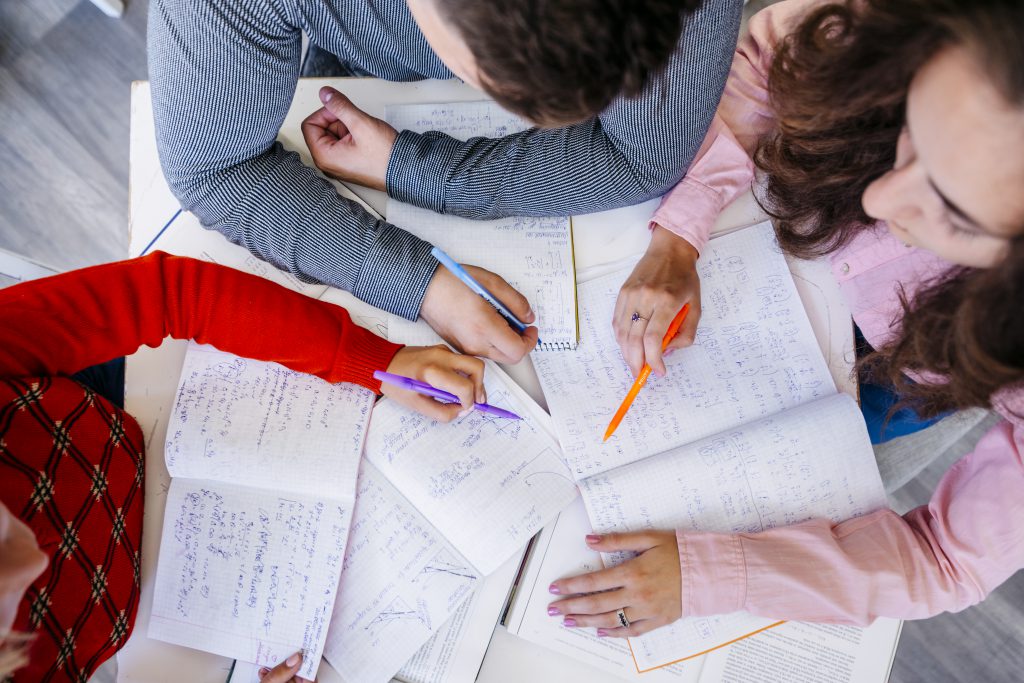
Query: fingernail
476 392 486 403
563 618 577 627
585 534 602 545
547 606 561 616
258 669 269 679
548 583 560 595
286 653 300 667
597 629 608 637
320 88 333 103
664 348 675 358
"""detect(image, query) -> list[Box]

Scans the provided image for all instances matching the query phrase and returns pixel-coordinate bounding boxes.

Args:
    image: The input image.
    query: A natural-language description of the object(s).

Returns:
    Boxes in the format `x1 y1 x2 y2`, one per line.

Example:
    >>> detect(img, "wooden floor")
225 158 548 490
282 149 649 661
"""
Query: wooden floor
1 2 1021 682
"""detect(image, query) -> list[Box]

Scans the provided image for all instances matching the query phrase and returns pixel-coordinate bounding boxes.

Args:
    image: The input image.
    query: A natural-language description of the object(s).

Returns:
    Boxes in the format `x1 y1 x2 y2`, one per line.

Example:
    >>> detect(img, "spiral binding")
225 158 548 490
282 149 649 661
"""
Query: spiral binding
536 340 578 352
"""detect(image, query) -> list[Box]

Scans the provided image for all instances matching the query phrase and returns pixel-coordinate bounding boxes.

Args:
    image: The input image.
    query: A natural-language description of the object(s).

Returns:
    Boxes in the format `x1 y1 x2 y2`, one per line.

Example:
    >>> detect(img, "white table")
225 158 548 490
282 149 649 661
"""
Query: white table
119 77 854 683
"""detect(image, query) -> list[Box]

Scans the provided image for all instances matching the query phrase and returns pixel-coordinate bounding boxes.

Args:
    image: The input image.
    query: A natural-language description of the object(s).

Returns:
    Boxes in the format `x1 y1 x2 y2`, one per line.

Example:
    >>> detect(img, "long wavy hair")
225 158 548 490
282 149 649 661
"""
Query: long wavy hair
756 0 1024 417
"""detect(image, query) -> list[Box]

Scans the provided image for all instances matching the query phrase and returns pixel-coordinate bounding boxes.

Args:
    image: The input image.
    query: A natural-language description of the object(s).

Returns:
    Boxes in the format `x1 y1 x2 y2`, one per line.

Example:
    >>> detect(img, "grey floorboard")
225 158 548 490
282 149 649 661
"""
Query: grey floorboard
0 2 1020 682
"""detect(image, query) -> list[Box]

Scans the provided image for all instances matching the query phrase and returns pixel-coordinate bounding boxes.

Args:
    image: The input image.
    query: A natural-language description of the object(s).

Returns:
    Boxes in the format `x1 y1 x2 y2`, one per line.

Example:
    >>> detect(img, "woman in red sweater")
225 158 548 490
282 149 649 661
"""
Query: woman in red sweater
0 252 487 682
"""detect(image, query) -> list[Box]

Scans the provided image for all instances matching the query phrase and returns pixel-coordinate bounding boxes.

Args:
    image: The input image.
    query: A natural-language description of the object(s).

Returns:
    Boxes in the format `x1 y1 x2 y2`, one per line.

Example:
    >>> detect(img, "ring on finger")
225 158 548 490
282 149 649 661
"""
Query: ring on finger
630 311 648 323
615 608 631 628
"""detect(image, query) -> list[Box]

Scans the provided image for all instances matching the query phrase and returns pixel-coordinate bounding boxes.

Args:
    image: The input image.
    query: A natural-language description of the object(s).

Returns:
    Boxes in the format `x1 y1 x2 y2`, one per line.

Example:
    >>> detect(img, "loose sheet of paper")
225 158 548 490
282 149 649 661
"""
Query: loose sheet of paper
150 480 349 679
165 343 374 497
324 461 478 683
384 102 577 350
578 394 886 671
533 222 834 481
363 365 578 575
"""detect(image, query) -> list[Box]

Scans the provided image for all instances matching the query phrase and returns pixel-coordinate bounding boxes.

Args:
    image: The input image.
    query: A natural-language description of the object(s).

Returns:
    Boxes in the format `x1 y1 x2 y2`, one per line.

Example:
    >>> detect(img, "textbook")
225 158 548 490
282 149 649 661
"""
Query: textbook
528 222 892 672
148 343 376 680
384 101 579 351
322 363 578 683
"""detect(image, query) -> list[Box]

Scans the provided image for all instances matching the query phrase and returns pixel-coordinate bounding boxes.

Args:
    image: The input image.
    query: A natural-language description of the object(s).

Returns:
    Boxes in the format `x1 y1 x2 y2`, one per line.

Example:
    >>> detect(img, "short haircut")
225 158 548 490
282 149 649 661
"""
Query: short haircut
435 0 701 126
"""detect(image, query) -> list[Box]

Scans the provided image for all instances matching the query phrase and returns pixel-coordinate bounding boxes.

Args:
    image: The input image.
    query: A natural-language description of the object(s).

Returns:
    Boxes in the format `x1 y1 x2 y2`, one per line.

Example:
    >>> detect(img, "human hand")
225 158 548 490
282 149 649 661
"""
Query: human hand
613 225 702 378
419 265 539 364
300 86 397 191
258 652 314 683
383 345 486 422
547 530 681 638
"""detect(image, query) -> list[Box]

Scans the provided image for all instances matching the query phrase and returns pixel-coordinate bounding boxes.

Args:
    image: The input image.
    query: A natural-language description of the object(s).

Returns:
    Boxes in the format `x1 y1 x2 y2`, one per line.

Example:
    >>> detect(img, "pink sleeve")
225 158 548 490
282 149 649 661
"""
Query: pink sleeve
676 417 1024 625
651 0 819 254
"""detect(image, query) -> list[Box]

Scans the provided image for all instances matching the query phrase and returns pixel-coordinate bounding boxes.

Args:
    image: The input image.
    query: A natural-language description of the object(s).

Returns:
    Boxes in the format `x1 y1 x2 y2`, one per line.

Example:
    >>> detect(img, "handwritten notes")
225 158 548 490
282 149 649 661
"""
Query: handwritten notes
533 222 835 480
363 365 578 575
150 481 349 680
150 344 373 679
578 393 886 669
324 461 479 683
165 343 374 498
384 102 578 351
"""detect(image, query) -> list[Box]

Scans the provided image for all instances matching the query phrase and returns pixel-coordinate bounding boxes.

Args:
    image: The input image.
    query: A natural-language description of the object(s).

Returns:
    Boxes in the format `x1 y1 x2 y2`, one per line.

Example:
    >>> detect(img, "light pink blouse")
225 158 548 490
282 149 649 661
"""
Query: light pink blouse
654 0 1024 625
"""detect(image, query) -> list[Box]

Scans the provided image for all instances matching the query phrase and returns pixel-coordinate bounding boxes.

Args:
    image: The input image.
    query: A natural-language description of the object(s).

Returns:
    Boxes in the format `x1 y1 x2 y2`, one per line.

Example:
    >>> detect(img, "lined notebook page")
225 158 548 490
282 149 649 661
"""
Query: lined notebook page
166 343 374 497
149 480 350 679
384 102 577 351
324 460 479 683
533 222 834 481
363 364 577 575
578 394 887 671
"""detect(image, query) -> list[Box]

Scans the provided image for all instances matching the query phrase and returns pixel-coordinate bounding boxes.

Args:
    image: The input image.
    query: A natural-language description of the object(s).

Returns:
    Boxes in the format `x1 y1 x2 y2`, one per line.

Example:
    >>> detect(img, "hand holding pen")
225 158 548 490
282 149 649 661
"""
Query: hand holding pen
418 249 539 364
381 346 490 422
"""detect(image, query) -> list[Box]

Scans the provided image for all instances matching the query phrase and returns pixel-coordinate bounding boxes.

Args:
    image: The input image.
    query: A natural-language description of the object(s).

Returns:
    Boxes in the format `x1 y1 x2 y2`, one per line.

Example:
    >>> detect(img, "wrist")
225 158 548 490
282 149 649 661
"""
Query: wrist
651 224 699 262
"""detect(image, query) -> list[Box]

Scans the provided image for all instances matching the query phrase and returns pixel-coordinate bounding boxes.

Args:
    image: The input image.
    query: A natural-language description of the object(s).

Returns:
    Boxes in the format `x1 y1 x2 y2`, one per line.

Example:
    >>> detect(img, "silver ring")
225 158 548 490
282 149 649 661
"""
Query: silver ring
630 312 646 323
616 608 630 628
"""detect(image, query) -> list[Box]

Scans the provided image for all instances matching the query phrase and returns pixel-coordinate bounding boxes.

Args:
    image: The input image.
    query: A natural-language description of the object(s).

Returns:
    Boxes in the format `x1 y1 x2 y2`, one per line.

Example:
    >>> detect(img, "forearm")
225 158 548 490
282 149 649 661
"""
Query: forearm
387 0 743 219
0 254 403 392
678 420 1024 624
149 0 436 319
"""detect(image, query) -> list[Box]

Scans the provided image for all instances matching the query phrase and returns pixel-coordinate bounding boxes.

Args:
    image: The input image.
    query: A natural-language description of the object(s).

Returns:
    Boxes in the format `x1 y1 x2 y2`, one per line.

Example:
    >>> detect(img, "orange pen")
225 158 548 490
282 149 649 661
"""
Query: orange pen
602 304 691 442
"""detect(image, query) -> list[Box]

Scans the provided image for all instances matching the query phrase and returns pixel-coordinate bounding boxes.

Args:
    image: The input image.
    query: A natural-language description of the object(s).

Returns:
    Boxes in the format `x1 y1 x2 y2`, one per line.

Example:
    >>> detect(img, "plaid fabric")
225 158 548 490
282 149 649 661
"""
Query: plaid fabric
0 376 144 683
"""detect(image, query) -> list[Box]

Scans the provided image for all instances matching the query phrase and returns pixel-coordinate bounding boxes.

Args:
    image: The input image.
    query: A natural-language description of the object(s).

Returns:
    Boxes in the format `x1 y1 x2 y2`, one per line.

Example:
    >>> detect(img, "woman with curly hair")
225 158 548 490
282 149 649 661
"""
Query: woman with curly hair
551 0 1024 636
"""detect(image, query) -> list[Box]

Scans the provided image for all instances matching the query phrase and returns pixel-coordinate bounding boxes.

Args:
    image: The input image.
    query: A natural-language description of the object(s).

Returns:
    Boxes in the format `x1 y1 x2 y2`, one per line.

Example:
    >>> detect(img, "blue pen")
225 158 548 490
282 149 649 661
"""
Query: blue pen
374 371 522 420
430 247 541 345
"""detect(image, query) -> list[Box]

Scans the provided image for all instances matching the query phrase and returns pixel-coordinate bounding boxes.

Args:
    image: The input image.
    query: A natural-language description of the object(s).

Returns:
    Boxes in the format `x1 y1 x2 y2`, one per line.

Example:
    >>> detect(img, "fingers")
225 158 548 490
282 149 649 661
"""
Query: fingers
548 563 627 597
548 587 626 618
595 618 667 638
624 313 650 378
442 349 487 404
643 305 678 378
585 530 672 553
666 298 701 353
422 356 478 411
258 652 304 682
473 267 536 325
319 87 366 131
487 322 539 365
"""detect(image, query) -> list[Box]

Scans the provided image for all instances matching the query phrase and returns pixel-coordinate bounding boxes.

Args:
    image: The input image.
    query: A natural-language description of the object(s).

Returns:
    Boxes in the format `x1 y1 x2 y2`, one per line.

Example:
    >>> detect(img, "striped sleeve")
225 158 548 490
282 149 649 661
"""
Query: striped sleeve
386 0 744 218
147 0 437 320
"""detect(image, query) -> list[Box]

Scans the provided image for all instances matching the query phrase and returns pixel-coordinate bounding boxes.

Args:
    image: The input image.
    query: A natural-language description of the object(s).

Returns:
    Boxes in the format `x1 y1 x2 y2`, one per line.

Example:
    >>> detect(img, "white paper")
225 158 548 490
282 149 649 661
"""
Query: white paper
149 480 349 679
324 461 479 683
697 619 903 683
579 394 886 670
363 365 578 575
533 222 835 481
165 343 374 497
384 101 578 351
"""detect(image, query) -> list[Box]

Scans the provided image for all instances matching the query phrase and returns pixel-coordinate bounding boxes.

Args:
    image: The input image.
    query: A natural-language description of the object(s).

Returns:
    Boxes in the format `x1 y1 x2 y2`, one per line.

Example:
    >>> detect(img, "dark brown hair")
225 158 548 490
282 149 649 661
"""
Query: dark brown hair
756 0 1024 416
434 0 699 127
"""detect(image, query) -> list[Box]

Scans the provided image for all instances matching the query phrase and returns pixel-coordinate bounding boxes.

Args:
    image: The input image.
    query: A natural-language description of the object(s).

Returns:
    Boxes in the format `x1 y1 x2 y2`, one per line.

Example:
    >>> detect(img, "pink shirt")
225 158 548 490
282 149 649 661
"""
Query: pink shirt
654 0 1024 625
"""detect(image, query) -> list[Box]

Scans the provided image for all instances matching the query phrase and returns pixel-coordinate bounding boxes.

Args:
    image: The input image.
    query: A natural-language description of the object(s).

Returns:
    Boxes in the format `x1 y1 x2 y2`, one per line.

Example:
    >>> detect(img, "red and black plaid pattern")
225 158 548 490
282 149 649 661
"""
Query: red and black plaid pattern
0 376 145 683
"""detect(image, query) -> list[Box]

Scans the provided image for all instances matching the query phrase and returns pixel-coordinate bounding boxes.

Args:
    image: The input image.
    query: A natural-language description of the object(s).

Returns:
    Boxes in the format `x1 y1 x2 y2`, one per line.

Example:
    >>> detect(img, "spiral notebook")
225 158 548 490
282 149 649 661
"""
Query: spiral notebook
384 101 579 351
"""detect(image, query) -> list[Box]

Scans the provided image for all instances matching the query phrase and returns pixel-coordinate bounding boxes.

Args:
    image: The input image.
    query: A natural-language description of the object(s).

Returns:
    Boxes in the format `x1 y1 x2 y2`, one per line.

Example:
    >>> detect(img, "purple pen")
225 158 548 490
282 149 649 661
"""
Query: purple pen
373 371 522 420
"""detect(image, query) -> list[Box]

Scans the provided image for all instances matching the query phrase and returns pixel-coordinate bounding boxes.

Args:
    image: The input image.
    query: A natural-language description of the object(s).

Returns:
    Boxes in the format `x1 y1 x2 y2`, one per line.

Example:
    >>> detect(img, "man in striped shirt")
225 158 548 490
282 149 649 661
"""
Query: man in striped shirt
149 0 742 363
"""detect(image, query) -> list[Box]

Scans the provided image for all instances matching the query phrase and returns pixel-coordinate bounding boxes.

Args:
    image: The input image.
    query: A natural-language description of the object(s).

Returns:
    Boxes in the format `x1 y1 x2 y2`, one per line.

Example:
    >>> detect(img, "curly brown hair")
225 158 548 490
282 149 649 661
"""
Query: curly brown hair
755 0 1024 417
434 0 700 127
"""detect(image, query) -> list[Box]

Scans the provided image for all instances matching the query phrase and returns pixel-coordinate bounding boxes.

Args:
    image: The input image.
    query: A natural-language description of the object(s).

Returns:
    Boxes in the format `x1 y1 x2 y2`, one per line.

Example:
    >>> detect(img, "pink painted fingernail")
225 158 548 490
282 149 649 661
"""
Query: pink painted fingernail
585 534 602 544
597 629 609 637
548 583 560 595
258 668 269 679
563 618 577 627
286 653 300 667
664 348 676 358
547 606 561 616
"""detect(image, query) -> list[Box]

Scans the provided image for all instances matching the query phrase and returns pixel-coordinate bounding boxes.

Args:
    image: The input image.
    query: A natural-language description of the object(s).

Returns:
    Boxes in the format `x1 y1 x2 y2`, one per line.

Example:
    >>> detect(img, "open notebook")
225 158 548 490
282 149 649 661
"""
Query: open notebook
384 101 579 351
531 222 890 671
322 364 578 683
148 343 375 680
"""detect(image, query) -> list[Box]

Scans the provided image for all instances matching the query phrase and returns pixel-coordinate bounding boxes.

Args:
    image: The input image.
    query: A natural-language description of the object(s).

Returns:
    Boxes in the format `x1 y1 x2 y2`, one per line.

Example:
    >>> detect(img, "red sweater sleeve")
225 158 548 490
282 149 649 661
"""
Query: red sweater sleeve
0 252 402 392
